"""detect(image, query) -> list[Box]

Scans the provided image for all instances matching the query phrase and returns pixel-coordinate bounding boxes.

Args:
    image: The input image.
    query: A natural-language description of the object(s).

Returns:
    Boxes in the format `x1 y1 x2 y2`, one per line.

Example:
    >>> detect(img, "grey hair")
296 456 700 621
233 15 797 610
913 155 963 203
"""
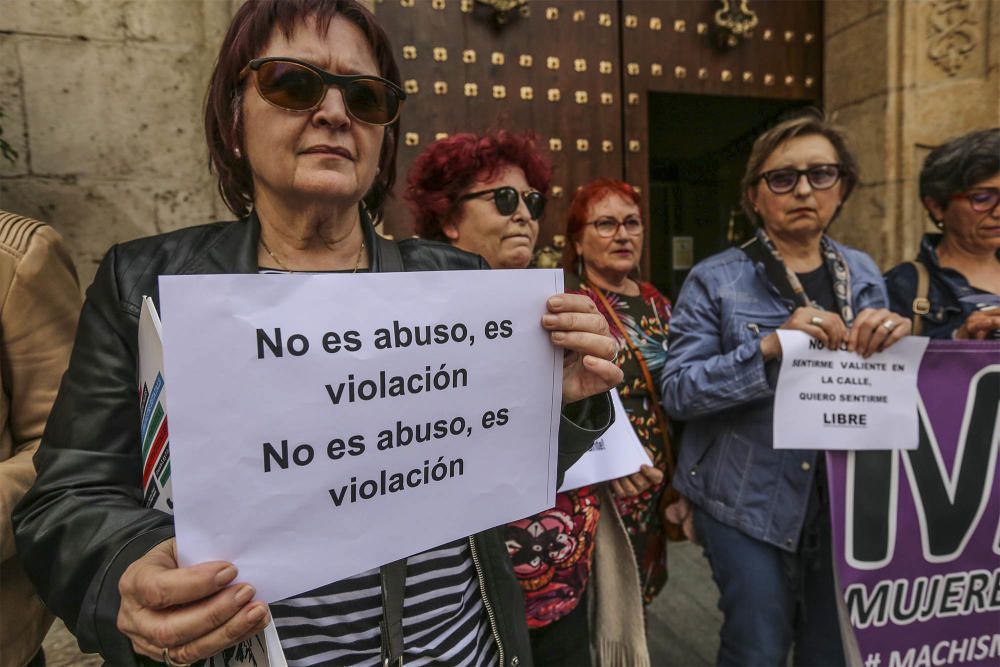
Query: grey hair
919 127 1000 224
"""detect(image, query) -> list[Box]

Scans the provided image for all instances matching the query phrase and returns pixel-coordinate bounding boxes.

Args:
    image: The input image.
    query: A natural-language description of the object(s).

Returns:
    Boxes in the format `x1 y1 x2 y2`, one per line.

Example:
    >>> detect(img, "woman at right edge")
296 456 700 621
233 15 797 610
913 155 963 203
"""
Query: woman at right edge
661 111 911 666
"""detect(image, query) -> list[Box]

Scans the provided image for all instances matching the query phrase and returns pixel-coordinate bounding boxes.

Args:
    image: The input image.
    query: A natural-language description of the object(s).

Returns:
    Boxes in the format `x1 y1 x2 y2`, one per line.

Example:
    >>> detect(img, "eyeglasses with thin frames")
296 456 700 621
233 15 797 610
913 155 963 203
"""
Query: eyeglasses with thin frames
588 216 644 238
949 188 1000 213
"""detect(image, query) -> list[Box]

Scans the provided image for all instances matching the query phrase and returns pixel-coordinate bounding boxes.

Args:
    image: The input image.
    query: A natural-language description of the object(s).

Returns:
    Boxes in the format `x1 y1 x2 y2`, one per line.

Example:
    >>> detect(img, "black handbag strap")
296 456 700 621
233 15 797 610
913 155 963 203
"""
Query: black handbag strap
374 232 405 273
380 558 407 666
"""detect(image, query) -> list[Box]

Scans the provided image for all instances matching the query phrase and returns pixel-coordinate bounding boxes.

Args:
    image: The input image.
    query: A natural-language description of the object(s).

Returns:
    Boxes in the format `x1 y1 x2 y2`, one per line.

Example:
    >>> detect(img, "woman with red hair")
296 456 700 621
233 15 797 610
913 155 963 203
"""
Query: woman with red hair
405 130 550 269
563 179 679 604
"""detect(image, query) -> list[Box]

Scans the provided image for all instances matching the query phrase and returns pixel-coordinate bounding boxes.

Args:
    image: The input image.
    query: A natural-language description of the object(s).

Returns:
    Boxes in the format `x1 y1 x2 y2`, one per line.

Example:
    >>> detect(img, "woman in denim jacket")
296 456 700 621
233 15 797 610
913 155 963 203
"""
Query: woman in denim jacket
661 112 911 666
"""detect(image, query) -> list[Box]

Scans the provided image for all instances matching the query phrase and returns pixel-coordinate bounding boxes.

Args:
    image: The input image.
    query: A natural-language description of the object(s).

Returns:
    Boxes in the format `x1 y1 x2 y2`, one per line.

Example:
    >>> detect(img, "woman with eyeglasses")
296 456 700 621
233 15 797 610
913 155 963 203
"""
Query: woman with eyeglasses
405 130 549 270
884 128 1000 340
12 2 622 666
661 111 910 666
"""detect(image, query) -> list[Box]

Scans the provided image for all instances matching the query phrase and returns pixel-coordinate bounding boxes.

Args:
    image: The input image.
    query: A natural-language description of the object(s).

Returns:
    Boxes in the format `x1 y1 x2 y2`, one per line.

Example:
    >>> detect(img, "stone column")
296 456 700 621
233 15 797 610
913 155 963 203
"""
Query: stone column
825 0 999 270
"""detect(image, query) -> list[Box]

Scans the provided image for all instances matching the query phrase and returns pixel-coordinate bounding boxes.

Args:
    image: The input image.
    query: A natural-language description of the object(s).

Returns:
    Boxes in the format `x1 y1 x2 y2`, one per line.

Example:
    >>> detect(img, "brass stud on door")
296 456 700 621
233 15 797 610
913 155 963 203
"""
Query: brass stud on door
599 12 612 27
547 88 561 102
493 85 506 99
602 140 613 153
520 86 533 100
435 132 449 140
462 49 475 64
628 140 640 153
400 0 414 6
402 45 417 60
549 138 562 152
805 76 816 88
404 79 419 94
464 82 478 96
599 60 613 74
763 29 773 41
460 0 473 12
673 66 686 79
804 33 815 44
547 56 560 70
784 30 795 42
742 71 754 83
546 7 559 20
674 19 686 32
721 69 733 82
433 47 448 62
697 67 708 80
697 22 708 34
650 17 662 31
626 62 640 76
600 92 613 105
574 59 587 72
627 92 640 105
404 132 419 146
576 139 589 152
572 9 585 22
625 14 638 28
551 186 564 198
764 74 775 86
519 54 533 68
491 52 505 65
432 0 445 9
434 81 448 95
574 90 588 104
651 63 663 76
784 74 795 86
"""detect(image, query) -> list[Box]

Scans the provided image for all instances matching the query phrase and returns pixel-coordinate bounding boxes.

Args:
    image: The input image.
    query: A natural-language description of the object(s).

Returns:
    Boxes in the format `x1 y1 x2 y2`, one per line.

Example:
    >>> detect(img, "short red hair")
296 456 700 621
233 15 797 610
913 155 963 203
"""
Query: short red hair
562 179 641 272
405 131 552 241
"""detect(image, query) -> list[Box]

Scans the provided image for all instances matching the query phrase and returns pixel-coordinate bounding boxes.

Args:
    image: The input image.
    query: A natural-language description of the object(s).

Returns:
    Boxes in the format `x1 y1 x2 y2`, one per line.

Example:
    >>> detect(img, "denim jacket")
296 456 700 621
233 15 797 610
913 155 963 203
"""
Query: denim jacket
661 240 888 551
884 233 998 339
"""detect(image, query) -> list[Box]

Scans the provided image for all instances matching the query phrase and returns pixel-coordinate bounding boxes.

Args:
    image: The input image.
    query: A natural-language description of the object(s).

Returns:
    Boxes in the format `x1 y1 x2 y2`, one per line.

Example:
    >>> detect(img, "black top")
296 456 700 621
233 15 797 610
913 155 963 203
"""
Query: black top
796 263 838 314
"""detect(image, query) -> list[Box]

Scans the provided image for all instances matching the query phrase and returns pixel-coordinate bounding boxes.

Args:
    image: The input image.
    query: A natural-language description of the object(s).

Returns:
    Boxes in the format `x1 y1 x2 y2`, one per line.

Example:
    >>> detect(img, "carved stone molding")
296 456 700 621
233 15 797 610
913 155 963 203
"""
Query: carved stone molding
927 0 980 77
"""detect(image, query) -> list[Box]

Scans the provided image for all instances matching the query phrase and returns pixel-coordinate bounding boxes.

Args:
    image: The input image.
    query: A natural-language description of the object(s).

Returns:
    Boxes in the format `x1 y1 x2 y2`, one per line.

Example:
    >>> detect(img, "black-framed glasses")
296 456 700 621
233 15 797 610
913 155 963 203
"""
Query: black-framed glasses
457 186 547 220
589 216 644 237
950 188 1000 213
757 164 843 195
242 57 406 125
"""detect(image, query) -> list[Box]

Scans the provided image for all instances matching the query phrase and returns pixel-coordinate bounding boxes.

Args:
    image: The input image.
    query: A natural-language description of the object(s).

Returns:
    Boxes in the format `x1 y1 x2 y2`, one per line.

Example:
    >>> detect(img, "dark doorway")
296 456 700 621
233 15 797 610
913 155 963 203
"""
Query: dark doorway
647 93 809 299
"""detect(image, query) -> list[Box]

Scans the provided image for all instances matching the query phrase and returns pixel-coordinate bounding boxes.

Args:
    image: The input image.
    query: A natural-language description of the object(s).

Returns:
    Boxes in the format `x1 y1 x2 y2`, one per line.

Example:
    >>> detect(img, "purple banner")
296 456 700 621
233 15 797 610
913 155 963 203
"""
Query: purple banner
828 341 999 667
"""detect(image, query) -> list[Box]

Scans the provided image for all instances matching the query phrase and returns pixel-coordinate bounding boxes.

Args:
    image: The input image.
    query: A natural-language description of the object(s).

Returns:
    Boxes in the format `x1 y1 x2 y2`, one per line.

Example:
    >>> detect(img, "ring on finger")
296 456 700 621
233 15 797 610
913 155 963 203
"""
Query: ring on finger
810 316 824 326
609 346 619 363
162 648 192 667
882 319 897 332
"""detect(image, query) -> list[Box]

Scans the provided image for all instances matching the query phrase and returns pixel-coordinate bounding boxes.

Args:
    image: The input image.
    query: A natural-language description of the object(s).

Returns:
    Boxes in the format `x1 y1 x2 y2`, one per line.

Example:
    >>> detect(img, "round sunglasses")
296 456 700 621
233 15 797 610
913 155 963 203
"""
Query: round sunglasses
242 57 406 126
457 186 547 220
756 164 843 195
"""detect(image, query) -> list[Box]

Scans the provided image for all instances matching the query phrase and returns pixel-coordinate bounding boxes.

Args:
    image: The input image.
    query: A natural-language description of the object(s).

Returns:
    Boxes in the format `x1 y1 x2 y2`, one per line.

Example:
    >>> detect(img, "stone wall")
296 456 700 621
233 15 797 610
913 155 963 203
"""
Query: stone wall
825 0 1000 269
0 0 242 287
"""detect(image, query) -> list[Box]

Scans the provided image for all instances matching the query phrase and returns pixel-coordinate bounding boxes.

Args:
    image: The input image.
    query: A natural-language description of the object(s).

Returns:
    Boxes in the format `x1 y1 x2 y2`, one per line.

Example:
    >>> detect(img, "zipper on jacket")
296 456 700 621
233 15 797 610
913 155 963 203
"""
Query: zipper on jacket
468 535 505 666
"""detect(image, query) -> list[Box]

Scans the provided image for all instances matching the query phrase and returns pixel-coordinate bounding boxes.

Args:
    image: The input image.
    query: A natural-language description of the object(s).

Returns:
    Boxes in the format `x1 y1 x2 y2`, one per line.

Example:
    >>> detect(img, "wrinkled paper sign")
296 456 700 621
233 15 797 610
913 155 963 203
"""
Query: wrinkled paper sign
774 331 929 450
559 391 650 491
159 270 563 603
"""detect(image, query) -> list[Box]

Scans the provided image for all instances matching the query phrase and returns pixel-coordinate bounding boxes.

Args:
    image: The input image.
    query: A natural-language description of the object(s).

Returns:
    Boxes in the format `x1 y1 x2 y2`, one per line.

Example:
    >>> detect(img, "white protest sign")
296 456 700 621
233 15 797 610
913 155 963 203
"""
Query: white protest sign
559 391 651 491
773 331 929 450
159 270 563 603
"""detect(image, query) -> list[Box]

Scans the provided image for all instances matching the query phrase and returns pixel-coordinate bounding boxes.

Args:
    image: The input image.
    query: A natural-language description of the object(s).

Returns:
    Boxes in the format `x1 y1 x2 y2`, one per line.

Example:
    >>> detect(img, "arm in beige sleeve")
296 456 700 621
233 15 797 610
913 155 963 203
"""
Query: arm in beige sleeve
0 225 81 561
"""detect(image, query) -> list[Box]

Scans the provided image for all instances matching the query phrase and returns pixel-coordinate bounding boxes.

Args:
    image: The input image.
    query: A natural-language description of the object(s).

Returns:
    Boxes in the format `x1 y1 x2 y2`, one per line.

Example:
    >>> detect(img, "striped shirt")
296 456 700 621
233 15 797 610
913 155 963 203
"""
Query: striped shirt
271 539 499 666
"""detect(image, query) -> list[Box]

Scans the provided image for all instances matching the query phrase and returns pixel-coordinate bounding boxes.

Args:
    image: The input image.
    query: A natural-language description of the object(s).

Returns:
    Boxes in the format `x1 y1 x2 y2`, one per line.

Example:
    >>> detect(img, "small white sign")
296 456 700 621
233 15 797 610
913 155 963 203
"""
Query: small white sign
559 391 651 491
773 331 929 450
159 270 564 603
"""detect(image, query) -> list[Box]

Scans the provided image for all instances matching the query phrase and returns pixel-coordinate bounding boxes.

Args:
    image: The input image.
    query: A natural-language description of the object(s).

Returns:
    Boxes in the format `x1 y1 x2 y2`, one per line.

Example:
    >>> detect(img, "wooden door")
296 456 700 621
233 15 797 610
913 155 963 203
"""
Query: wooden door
374 0 623 258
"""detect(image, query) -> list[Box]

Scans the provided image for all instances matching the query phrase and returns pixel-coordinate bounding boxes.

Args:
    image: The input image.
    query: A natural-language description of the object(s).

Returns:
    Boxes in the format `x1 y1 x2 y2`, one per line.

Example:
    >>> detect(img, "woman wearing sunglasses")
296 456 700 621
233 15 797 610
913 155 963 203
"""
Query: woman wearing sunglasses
884 128 1000 339
662 111 910 666
12 2 622 666
405 130 549 270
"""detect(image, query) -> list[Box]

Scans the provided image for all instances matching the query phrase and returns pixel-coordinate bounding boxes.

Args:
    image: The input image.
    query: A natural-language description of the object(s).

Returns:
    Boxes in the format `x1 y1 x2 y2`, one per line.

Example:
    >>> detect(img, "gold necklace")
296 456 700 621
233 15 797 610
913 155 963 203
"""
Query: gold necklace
259 235 366 272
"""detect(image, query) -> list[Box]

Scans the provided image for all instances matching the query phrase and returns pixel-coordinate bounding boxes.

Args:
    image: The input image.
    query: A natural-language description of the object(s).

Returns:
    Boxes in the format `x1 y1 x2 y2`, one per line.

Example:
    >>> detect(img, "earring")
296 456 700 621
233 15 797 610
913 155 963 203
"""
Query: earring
234 147 242 159
376 167 381 176
577 254 584 278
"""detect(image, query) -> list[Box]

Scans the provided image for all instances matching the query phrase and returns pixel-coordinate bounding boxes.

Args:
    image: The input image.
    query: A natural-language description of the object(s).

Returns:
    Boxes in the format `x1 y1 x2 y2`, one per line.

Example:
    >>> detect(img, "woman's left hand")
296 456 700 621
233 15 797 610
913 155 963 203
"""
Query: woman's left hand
610 464 664 497
543 294 623 405
847 308 912 357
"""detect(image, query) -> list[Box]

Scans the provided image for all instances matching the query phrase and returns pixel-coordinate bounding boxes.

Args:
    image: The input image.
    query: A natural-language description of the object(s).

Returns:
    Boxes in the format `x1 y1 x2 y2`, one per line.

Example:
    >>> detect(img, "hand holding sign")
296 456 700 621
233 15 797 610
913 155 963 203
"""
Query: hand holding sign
544 293 623 405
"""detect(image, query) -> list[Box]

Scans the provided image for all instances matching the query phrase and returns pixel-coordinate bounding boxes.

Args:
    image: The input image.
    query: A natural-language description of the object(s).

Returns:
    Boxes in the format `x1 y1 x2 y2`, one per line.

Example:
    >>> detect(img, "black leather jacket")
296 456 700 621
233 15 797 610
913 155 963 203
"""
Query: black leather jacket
13 213 611 666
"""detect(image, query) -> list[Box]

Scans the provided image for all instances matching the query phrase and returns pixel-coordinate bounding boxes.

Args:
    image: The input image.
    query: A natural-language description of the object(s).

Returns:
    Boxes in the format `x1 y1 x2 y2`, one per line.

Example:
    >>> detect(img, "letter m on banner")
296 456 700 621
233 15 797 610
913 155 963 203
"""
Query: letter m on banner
843 361 999 568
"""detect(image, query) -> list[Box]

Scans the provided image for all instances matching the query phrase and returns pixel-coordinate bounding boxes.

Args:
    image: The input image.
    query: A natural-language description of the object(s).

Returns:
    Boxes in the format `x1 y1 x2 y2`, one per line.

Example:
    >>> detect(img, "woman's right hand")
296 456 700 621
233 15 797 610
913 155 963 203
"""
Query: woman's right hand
117 539 270 664
954 309 1000 340
761 306 848 361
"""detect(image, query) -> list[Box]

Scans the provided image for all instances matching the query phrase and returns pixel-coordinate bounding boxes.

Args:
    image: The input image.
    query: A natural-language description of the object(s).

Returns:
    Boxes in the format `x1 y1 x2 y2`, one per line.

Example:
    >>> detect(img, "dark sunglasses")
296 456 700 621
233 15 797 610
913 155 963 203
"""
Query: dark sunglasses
589 216 644 238
242 57 406 125
457 186 547 220
757 164 843 195
950 188 1000 213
